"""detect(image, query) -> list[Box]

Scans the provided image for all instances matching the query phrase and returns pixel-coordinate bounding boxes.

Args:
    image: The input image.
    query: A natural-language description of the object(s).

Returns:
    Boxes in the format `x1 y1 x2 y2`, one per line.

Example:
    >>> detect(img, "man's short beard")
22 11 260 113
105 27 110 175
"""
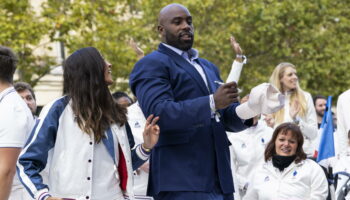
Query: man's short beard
316 112 324 117
165 31 194 51
178 40 193 51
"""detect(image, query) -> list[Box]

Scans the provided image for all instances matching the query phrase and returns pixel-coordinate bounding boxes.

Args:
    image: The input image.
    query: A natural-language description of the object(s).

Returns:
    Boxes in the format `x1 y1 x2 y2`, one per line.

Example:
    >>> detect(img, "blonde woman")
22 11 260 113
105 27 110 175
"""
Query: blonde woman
268 62 317 156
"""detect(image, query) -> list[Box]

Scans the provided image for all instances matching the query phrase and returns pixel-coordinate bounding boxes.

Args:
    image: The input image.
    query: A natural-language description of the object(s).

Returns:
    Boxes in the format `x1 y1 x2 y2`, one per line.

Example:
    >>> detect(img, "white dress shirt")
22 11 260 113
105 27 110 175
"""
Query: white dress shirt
161 43 216 113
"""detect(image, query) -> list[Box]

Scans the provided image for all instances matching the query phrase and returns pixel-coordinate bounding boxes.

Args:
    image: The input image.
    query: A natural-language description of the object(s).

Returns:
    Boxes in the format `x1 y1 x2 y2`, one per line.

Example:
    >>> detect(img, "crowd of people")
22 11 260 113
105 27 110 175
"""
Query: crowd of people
1 3 350 200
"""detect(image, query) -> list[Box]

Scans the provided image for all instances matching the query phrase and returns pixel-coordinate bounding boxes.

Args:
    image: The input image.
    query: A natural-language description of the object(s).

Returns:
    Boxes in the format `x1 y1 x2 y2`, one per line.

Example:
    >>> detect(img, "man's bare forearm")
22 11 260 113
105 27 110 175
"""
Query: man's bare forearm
0 148 21 200
0 170 15 200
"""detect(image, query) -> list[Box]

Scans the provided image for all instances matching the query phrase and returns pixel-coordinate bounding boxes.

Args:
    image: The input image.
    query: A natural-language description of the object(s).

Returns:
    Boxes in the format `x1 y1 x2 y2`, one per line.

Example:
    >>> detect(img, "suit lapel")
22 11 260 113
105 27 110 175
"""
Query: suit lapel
158 44 209 95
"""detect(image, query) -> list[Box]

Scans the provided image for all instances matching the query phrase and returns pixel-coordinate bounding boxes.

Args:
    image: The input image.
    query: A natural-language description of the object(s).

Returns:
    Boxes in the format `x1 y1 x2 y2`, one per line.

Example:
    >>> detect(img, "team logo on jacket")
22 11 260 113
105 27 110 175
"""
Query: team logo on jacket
261 138 265 144
264 176 269 182
134 121 141 128
293 170 298 177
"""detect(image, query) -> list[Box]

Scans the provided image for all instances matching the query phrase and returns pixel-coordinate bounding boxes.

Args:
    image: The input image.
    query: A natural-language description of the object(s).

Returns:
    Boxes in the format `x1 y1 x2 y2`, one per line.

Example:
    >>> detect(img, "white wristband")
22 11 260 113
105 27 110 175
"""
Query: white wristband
236 54 247 64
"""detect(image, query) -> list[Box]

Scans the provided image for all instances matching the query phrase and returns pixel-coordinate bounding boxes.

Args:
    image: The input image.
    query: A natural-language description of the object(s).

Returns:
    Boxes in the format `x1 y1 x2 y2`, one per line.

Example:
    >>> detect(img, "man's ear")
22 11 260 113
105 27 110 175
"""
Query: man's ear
157 25 163 34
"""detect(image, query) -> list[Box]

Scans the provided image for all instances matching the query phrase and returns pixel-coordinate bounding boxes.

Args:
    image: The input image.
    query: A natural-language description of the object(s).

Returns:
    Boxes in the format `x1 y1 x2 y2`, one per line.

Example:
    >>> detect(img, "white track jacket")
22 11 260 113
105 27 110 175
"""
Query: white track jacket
244 159 328 200
17 97 149 200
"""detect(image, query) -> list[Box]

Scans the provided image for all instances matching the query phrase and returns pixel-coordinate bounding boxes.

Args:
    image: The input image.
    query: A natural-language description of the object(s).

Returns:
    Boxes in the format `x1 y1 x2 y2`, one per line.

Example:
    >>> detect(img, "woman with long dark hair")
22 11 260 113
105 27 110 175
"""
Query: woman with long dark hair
17 47 159 200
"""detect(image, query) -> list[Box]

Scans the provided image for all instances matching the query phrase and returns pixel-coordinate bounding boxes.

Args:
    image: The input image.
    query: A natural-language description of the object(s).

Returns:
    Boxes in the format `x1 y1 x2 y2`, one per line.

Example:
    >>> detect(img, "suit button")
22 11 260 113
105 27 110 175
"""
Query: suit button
88 159 92 163
89 142 93 145
87 177 91 180
86 196 89 199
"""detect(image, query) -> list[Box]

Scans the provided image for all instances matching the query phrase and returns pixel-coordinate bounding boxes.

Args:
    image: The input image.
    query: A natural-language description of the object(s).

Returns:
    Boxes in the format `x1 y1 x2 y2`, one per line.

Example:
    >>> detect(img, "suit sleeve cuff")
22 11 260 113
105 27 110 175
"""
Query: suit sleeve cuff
243 118 254 127
209 94 216 112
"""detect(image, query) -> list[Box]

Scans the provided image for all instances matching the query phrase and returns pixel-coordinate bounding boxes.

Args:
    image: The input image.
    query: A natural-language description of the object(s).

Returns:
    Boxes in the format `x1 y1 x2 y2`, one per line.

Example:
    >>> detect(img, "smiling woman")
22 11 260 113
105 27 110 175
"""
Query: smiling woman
104 61 113 85
243 122 328 200
267 62 318 157
16 47 160 200
274 129 298 156
265 123 306 164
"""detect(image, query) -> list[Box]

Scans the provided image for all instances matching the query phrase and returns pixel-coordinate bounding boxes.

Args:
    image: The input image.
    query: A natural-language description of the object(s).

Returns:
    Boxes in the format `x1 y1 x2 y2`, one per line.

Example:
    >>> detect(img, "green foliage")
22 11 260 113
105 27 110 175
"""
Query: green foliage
131 0 350 100
0 0 56 86
1 0 349 99
41 0 148 91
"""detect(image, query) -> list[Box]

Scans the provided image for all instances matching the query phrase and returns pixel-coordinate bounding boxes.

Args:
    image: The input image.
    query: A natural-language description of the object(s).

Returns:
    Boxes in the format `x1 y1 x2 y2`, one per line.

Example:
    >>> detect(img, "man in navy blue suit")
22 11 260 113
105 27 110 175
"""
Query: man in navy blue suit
129 3 252 200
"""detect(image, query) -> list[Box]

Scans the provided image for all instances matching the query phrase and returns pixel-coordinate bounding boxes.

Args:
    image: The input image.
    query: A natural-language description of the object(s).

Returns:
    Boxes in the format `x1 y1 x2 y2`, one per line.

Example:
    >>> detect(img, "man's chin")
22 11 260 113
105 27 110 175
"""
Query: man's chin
166 40 193 51
179 41 193 51
317 113 324 117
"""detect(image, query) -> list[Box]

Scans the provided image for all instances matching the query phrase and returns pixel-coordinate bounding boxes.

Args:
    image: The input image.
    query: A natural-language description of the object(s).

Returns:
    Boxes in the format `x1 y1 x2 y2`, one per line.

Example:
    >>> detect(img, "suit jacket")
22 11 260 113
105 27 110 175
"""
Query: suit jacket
129 43 251 196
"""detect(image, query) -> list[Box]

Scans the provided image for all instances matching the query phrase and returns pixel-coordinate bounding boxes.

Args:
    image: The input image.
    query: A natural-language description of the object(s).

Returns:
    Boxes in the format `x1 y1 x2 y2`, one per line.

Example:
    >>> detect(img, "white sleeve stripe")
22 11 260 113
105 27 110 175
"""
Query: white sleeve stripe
16 98 63 196
19 98 57 156
17 161 40 196
16 112 49 195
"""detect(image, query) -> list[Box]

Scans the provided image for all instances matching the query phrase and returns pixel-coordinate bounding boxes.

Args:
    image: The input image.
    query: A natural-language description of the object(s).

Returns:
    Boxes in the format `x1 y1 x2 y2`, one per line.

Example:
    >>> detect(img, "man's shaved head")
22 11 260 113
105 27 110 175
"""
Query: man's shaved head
158 3 189 25
157 3 194 51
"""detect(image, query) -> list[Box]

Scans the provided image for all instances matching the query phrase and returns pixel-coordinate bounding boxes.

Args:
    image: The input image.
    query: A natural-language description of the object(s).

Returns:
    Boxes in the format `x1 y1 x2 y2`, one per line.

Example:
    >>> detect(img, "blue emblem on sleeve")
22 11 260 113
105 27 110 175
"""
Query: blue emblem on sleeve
293 170 297 176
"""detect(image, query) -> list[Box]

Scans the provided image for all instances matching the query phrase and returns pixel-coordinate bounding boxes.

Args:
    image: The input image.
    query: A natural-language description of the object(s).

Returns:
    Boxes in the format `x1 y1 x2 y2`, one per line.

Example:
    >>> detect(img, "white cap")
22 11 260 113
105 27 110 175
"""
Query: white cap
236 83 285 119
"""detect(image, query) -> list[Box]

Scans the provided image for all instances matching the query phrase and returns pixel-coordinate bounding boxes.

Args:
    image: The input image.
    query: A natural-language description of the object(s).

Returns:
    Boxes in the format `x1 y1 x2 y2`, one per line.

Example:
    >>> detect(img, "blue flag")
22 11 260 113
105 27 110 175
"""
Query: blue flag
317 96 335 163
